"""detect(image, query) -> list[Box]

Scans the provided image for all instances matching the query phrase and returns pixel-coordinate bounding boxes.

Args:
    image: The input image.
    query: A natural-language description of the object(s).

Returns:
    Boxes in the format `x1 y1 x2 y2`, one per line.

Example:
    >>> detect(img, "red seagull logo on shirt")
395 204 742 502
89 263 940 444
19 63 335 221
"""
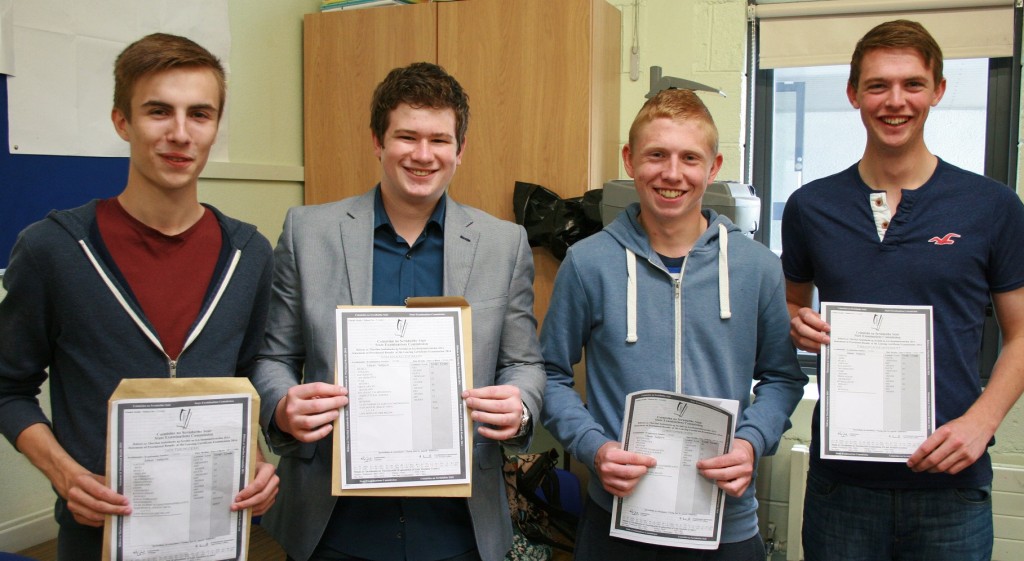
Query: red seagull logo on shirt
928 233 961 245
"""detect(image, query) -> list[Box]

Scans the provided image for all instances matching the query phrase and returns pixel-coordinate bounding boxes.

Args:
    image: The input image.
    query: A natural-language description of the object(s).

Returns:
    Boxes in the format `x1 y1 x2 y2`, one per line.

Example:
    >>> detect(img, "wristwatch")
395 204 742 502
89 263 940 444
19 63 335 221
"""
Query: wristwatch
513 401 531 438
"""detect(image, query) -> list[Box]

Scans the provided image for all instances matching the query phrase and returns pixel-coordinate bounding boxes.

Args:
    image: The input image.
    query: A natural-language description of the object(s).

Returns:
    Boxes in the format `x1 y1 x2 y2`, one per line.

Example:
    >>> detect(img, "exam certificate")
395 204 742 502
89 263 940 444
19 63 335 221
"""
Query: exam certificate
107 394 252 561
336 307 470 490
610 391 738 549
820 302 935 461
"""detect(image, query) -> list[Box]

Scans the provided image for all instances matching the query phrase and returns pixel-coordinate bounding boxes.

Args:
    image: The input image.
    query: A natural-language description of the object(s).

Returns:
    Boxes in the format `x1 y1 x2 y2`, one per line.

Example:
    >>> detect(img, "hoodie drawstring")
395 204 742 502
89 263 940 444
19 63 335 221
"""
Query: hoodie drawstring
624 223 732 342
626 249 638 343
718 223 732 319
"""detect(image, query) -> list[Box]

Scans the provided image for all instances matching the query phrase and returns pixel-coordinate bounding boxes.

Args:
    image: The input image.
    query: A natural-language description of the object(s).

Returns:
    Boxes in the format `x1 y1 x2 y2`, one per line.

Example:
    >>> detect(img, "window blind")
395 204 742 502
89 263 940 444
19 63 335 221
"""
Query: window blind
754 0 1014 69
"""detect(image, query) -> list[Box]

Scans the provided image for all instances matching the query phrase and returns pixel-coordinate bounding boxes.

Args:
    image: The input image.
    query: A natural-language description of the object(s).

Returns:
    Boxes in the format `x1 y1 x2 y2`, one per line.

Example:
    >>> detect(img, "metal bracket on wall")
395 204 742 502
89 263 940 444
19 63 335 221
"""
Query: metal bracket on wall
646 66 727 98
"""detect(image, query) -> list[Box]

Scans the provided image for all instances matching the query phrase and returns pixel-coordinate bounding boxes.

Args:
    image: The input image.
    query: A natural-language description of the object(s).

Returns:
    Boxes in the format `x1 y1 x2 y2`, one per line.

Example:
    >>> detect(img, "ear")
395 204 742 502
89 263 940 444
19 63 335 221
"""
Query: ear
708 152 724 183
846 82 860 109
112 108 131 141
455 136 467 166
622 143 635 178
931 77 947 106
372 133 384 160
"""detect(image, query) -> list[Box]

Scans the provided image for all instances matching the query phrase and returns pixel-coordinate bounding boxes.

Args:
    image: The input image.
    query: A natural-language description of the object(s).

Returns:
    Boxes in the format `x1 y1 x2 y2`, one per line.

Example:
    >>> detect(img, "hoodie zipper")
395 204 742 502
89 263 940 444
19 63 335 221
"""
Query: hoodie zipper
674 269 685 394
79 239 243 378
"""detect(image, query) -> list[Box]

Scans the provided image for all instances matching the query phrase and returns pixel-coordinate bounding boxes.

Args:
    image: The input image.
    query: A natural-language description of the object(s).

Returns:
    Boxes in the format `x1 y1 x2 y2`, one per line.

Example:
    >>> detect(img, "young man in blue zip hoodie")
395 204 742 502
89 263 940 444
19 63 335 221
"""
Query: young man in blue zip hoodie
0 33 278 559
541 88 806 560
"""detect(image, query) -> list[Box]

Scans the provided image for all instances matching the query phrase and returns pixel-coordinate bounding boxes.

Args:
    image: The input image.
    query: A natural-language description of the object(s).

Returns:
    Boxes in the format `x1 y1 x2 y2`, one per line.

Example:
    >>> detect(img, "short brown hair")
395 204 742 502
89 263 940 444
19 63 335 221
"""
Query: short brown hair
370 62 470 153
849 20 943 91
113 33 226 121
627 88 719 154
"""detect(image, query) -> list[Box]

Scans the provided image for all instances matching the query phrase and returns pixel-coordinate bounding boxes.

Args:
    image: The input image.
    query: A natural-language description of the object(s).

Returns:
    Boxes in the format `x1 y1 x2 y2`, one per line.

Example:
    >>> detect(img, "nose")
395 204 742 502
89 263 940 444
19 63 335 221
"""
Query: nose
167 114 191 144
662 157 684 182
885 86 905 108
411 139 432 162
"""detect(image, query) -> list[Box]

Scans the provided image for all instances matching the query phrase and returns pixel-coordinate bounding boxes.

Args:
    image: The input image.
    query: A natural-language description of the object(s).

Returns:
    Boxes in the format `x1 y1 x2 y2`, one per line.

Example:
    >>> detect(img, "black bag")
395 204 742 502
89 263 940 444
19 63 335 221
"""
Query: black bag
503 449 579 553
512 181 604 261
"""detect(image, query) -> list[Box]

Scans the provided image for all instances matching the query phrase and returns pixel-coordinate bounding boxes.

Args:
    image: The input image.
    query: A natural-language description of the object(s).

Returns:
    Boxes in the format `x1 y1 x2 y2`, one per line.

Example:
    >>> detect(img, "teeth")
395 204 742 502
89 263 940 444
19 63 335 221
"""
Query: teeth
658 189 683 199
882 117 908 125
410 170 431 176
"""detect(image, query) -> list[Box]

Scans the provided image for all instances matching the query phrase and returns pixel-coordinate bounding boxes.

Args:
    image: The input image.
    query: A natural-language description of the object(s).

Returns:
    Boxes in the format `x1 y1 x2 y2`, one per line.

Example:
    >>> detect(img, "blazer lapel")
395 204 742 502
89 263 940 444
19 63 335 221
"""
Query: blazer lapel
444 196 478 297
341 190 376 305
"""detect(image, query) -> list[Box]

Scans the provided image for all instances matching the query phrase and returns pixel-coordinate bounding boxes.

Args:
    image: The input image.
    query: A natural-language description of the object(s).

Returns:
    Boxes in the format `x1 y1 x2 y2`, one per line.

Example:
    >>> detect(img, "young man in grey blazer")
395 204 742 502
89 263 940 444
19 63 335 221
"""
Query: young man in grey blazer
251 62 546 561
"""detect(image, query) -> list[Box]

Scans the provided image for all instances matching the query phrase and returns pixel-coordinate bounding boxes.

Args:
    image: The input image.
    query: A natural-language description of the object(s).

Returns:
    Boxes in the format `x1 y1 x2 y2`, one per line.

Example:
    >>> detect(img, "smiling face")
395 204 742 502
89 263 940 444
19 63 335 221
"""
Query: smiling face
847 47 946 156
112 66 220 197
373 103 463 210
623 116 723 229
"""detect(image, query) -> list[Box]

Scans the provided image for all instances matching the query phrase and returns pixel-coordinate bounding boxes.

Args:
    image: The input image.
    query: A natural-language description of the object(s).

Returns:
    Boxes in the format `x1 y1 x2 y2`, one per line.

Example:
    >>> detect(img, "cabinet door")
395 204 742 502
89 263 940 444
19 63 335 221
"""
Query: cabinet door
438 0 619 326
304 5 437 205
438 0 598 221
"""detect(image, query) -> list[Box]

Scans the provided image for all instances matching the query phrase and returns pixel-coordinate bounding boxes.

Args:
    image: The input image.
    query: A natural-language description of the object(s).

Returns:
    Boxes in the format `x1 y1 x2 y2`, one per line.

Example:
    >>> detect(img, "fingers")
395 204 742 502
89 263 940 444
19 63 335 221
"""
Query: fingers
595 442 657 498
66 473 130 527
463 385 523 439
907 423 984 475
233 462 280 515
790 308 830 353
475 423 520 441
698 460 753 497
276 383 348 443
697 440 754 497
715 475 752 497
463 385 521 401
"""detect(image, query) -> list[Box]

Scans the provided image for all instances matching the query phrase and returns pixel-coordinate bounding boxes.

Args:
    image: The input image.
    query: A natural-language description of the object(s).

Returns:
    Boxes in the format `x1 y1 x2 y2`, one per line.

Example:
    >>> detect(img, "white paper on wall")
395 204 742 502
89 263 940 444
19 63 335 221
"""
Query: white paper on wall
7 0 231 159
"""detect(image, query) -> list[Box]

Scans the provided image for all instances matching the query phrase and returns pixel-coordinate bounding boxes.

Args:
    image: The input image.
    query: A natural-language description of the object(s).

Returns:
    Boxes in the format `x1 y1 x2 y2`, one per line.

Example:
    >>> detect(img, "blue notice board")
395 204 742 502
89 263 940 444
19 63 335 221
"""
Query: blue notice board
1 76 128 270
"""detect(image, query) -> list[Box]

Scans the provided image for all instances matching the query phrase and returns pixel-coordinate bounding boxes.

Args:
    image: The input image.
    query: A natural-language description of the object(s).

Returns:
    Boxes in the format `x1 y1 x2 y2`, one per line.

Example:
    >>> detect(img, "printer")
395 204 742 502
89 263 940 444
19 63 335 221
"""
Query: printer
599 179 761 237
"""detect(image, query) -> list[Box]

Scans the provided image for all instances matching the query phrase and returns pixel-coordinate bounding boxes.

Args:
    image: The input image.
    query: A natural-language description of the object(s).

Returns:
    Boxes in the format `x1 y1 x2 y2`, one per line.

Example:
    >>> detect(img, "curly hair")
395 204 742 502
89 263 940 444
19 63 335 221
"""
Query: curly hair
370 62 470 153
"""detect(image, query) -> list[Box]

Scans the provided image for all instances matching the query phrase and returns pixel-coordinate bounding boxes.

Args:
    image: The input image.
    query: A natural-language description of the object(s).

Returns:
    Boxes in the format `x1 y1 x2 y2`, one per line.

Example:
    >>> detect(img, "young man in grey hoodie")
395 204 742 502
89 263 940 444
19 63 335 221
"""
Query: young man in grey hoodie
540 88 806 560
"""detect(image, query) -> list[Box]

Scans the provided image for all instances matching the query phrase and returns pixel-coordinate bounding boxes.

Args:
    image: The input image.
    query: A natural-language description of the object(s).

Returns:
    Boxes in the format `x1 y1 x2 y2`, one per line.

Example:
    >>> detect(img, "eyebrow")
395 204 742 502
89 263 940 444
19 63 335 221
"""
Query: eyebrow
862 74 929 84
140 100 220 116
391 128 454 140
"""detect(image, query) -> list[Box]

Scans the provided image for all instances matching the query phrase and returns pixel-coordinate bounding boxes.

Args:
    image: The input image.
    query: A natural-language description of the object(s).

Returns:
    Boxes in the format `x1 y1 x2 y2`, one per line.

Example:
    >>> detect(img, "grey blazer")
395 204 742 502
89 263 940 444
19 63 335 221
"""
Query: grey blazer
251 190 545 561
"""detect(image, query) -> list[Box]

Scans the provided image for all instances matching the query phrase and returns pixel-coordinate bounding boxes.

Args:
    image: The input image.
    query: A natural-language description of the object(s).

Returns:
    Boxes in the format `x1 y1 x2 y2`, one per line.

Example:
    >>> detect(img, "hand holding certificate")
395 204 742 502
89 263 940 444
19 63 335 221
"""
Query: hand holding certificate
610 391 739 549
820 302 936 461
332 298 474 497
104 378 259 561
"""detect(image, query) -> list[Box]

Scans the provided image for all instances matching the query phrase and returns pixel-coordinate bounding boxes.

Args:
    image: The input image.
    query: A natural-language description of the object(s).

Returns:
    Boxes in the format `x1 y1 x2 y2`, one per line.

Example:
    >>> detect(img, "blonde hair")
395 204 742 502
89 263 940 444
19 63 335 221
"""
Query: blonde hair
627 88 718 154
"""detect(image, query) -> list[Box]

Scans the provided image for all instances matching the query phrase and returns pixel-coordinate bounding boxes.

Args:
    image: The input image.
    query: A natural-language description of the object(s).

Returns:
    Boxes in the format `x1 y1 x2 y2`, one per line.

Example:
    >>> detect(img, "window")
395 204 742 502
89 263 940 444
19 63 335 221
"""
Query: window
758 59 992 254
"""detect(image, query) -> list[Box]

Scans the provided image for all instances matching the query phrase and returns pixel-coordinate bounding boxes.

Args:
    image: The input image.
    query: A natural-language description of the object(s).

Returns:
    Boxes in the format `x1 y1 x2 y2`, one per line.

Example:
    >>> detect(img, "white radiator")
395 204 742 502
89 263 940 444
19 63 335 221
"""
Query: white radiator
786 445 809 561
784 447 1024 561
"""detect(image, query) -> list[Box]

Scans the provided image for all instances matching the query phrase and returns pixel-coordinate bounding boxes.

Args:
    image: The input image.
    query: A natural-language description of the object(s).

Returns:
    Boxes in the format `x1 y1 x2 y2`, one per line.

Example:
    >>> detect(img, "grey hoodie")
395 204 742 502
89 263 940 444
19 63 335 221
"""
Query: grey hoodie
540 203 806 544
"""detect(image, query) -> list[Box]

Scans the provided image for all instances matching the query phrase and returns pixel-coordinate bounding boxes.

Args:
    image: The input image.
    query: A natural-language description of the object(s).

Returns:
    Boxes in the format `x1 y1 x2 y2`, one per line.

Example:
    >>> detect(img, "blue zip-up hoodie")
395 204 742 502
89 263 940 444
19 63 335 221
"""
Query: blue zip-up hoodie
0 200 273 523
540 204 806 544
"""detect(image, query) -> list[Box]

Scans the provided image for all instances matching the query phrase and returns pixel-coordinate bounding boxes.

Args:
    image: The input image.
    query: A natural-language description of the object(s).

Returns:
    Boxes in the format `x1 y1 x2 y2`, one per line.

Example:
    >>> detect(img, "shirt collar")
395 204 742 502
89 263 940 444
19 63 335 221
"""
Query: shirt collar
373 186 447 233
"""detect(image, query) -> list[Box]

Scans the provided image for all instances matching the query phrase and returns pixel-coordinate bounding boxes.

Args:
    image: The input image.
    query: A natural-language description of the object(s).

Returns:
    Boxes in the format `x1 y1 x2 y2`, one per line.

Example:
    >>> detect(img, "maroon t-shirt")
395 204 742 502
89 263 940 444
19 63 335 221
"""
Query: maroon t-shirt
96 198 221 359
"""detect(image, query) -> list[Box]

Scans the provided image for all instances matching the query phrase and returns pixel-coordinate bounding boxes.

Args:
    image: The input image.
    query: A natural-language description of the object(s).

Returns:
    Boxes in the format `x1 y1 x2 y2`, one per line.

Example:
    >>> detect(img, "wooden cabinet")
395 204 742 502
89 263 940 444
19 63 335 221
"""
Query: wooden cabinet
303 0 621 322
